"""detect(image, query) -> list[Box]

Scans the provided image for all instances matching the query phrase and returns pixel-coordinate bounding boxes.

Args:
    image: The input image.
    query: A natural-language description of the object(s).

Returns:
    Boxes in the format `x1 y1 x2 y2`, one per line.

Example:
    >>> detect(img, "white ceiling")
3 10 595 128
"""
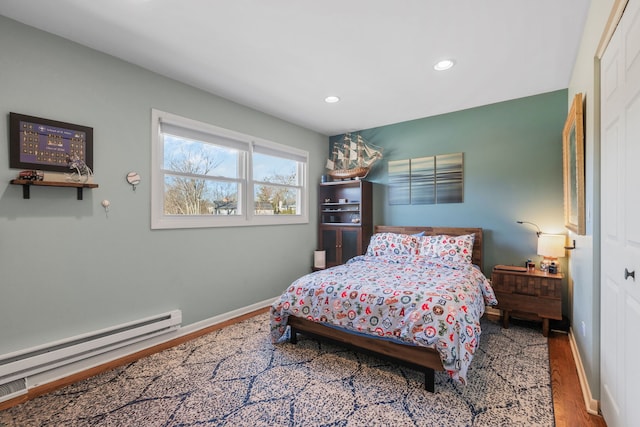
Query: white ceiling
0 0 591 136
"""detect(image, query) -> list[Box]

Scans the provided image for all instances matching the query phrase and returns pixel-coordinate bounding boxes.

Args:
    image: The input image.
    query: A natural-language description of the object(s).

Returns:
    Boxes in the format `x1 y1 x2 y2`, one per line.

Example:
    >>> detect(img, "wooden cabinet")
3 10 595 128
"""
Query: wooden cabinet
491 267 563 336
318 180 372 267
320 227 361 266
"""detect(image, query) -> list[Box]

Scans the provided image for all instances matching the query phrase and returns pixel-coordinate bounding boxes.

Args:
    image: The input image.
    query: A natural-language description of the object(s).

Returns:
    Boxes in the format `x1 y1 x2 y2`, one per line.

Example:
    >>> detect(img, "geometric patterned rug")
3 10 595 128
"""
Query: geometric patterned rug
0 313 554 426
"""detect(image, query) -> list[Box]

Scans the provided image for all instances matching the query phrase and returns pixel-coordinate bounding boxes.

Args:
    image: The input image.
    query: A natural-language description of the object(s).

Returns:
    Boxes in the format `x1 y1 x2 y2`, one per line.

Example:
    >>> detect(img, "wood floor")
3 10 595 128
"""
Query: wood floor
0 308 609 426
549 330 607 427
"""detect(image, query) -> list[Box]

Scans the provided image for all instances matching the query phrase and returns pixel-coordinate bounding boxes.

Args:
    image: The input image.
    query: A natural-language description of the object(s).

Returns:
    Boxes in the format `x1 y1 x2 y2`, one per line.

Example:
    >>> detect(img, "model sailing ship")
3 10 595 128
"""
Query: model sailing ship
325 133 383 180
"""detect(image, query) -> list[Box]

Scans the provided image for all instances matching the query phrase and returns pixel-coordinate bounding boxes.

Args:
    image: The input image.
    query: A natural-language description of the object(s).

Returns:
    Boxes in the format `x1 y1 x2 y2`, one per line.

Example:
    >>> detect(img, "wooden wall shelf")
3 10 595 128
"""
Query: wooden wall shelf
10 179 99 200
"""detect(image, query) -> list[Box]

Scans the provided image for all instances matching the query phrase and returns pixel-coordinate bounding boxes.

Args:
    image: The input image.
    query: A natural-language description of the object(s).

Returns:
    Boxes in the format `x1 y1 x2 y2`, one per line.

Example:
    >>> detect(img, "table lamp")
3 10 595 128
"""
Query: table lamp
537 234 566 272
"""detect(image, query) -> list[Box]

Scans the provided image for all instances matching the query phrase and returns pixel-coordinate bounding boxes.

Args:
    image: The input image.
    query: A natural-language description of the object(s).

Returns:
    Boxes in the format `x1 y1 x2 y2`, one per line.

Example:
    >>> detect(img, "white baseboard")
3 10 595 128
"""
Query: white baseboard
179 297 275 335
23 297 277 392
568 327 600 415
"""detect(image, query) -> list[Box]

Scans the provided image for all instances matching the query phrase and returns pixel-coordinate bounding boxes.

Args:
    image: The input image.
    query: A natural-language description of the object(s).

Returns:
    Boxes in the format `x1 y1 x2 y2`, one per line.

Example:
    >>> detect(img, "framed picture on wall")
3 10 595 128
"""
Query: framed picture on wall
562 93 585 235
434 152 463 204
388 159 411 205
9 112 93 173
410 156 435 204
388 152 464 205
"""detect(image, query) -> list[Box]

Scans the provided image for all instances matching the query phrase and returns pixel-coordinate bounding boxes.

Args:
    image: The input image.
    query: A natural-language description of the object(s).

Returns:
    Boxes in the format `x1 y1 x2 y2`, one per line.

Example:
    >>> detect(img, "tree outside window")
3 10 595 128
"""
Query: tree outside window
151 109 308 229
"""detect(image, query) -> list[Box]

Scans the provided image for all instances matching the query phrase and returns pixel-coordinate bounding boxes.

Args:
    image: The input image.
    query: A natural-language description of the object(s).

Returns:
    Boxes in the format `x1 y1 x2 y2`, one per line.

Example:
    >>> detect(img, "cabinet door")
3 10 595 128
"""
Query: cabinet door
320 227 363 267
340 228 360 263
320 228 339 266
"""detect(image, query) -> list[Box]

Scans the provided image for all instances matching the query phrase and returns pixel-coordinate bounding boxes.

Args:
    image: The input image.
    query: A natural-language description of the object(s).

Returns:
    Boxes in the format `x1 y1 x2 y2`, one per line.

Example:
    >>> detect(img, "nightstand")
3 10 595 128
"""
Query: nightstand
491 267 563 337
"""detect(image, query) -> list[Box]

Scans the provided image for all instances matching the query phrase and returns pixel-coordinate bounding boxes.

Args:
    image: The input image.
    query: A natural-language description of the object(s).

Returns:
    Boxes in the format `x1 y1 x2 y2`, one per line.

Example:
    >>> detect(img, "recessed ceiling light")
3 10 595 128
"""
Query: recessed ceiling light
434 59 455 71
324 96 340 103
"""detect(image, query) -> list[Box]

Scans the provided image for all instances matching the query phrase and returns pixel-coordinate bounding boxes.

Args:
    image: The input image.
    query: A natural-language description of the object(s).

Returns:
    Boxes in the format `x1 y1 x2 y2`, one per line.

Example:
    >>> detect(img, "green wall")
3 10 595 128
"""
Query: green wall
335 90 568 275
0 16 326 355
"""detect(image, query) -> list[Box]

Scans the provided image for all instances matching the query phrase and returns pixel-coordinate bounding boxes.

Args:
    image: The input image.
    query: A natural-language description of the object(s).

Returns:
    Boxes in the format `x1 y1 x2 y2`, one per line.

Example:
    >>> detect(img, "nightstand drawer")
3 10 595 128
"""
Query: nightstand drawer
492 272 561 298
494 291 562 320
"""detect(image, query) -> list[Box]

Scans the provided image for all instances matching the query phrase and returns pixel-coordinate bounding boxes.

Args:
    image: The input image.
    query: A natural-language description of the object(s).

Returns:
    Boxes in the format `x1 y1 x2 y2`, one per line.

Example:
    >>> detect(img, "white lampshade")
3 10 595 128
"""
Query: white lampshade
537 234 566 258
314 250 326 269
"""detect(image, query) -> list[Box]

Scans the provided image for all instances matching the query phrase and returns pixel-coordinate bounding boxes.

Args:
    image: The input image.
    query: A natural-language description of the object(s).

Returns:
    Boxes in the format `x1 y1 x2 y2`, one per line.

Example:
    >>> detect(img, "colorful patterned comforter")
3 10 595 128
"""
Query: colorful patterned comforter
270 255 497 384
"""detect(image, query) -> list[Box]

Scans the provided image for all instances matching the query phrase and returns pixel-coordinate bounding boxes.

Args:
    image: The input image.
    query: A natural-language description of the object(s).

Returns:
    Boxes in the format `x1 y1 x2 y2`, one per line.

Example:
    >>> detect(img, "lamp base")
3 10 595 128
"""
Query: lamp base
540 257 558 273
540 259 550 272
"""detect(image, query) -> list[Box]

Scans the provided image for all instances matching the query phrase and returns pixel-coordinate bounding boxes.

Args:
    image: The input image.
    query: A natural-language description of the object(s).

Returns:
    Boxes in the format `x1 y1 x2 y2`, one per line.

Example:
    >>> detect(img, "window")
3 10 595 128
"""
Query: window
151 109 308 229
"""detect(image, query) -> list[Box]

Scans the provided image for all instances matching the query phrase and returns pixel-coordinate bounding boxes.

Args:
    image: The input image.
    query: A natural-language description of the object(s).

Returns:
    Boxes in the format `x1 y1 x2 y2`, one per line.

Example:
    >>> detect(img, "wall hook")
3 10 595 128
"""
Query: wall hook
101 199 110 218
126 171 141 191
565 239 576 250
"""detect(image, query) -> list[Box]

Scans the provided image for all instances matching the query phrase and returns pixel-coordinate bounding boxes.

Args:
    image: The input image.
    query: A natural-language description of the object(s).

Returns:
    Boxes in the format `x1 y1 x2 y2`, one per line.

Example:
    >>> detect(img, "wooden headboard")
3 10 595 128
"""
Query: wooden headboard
374 226 484 272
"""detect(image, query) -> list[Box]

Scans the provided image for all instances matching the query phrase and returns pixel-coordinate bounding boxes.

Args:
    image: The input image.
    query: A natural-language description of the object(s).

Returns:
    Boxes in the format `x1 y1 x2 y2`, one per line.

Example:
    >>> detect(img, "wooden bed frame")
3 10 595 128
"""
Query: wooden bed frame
287 226 484 392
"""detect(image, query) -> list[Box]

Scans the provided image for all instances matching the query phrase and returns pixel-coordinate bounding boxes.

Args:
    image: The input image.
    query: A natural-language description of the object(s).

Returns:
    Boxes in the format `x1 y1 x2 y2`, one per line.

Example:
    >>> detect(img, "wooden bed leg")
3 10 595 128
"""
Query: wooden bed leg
290 326 298 344
425 368 435 392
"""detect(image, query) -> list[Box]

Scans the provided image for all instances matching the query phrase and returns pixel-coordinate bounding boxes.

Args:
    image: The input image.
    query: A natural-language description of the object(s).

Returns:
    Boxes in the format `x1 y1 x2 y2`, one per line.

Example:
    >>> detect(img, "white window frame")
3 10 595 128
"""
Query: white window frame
151 109 309 229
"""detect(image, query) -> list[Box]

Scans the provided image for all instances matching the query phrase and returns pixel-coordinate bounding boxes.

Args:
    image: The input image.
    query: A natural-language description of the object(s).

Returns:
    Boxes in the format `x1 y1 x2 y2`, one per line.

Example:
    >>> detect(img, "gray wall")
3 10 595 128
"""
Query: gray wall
567 0 616 401
336 90 568 276
0 16 327 354
1 14 584 393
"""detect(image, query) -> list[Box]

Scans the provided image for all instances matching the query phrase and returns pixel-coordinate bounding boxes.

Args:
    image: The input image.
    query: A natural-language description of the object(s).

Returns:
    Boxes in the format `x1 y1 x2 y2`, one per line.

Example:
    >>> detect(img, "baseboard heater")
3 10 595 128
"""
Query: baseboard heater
0 309 182 403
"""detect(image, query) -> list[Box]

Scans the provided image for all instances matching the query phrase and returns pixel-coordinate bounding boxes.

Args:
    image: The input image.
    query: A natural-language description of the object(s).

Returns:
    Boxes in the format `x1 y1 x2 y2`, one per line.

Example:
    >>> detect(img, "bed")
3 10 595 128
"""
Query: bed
270 226 497 392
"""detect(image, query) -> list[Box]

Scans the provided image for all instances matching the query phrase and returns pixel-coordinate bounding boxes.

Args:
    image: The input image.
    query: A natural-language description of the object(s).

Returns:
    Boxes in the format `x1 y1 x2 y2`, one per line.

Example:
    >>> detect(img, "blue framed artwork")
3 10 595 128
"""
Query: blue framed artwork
387 152 463 205
435 152 463 204
410 156 435 204
388 159 410 205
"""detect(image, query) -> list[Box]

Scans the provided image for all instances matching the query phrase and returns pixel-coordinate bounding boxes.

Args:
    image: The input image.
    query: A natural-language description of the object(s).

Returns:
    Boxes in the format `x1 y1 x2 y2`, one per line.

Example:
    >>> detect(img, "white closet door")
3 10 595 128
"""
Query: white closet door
600 1 640 426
